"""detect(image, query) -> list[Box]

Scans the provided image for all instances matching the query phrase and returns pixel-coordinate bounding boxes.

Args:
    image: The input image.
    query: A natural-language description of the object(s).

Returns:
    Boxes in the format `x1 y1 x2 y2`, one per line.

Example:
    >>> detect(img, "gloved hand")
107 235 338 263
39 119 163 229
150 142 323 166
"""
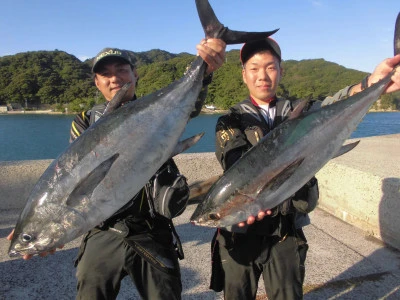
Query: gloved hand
267 198 294 217
292 177 319 214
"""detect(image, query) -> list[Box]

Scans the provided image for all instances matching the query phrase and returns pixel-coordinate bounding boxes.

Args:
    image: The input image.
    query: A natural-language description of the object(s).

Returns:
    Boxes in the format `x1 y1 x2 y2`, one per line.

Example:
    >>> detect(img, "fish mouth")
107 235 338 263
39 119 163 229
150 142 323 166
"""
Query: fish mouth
8 245 36 258
8 250 21 257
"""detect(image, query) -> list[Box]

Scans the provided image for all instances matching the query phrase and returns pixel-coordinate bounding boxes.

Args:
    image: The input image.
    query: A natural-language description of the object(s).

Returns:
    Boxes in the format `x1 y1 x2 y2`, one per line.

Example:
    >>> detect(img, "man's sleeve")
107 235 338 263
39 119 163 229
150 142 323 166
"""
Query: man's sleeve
215 113 249 171
69 111 90 143
321 84 356 107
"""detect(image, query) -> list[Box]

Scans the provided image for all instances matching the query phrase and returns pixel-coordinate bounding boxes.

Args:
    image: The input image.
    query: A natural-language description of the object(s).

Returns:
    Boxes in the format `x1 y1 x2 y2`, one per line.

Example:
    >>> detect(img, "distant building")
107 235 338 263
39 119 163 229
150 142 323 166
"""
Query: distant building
0 106 7 113
8 103 23 111
205 105 216 110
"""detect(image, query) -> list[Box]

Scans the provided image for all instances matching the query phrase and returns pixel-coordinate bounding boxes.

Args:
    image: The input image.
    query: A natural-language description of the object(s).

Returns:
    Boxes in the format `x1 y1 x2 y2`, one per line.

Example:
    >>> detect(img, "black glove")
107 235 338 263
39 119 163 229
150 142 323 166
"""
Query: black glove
292 177 319 214
269 198 293 217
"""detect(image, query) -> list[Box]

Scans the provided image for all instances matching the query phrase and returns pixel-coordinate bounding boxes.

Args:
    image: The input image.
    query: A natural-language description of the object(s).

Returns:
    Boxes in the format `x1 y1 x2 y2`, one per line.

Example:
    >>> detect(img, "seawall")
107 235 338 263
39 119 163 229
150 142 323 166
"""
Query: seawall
1 134 399 250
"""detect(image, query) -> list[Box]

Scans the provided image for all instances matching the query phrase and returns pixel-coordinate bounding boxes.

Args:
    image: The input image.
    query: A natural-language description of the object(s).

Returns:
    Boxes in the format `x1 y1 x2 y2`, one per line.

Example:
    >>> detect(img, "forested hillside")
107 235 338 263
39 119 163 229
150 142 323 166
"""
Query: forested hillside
0 49 398 112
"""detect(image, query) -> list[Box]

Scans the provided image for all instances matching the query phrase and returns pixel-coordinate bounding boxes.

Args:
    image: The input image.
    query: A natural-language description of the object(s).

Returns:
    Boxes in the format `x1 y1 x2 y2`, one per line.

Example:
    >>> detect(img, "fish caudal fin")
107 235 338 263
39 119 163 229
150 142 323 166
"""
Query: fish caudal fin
195 0 279 43
394 12 400 55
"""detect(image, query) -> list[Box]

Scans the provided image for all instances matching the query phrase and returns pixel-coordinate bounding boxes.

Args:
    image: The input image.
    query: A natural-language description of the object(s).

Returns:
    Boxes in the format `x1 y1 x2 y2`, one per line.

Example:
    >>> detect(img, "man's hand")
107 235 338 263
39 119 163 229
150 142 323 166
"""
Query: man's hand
238 209 273 227
7 229 63 260
350 54 400 96
196 38 226 75
370 54 400 94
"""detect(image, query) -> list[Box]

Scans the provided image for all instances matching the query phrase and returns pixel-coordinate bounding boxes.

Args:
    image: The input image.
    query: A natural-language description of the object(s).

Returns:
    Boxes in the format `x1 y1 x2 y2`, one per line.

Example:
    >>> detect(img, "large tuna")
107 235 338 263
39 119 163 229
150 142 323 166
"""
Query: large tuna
190 12 400 228
8 0 279 257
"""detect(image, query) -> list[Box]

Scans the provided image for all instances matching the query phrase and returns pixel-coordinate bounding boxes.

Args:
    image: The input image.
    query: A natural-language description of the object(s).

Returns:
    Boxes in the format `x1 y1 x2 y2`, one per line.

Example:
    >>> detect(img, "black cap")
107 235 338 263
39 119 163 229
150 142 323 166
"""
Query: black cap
240 37 281 65
92 48 137 73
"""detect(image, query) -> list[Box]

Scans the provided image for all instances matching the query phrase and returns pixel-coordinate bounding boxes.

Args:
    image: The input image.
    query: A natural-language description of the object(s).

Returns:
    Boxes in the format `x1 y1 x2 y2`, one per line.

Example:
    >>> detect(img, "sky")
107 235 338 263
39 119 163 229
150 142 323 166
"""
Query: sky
1 0 399 73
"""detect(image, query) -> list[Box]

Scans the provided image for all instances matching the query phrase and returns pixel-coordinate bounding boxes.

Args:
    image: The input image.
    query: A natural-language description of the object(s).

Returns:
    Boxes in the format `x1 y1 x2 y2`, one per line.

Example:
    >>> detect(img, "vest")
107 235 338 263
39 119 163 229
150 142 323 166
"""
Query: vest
89 103 108 126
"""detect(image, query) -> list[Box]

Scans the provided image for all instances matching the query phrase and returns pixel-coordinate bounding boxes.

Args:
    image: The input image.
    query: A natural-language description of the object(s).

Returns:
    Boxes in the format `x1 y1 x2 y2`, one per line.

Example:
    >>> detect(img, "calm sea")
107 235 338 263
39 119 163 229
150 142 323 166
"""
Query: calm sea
0 112 399 161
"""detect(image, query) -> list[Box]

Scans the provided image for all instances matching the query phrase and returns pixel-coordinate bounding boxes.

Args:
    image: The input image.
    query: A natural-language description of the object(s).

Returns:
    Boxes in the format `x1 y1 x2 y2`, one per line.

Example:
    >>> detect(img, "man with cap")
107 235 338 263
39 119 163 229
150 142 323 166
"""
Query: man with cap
5 39 225 299
68 39 225 300
209 37 400 299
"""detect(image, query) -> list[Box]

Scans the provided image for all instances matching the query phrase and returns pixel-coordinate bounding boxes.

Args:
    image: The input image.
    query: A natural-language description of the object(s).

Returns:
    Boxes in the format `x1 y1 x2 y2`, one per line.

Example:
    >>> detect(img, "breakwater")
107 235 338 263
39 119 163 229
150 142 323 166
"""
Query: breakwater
1 134 399 250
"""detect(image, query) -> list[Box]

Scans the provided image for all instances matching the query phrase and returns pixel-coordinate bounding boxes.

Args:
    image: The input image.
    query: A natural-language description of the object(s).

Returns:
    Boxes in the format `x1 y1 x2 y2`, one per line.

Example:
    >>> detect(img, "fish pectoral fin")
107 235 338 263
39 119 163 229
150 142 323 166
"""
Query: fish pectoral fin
171 132 205 157
332 141 360 158
188 174 221 204
66 153 119 207
259 158 305 194
289 99 309 120
102 83 131 117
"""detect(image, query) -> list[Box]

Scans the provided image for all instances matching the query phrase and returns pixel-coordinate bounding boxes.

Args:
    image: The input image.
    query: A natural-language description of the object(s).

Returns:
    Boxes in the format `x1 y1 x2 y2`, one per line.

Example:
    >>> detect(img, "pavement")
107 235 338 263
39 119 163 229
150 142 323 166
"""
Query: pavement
1 135 399 300
1 204 400 300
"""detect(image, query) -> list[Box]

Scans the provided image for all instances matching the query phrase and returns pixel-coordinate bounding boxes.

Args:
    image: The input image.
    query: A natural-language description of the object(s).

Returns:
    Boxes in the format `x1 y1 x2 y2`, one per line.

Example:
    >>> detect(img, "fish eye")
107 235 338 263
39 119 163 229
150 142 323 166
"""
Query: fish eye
209 213 220 220
21 234 33 243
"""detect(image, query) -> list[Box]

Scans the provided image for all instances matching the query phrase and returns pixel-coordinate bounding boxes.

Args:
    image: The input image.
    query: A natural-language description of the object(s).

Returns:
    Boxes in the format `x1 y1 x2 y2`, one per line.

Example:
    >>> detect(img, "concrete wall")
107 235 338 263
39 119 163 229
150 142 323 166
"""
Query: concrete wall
315 134 400 250
1 134 399 249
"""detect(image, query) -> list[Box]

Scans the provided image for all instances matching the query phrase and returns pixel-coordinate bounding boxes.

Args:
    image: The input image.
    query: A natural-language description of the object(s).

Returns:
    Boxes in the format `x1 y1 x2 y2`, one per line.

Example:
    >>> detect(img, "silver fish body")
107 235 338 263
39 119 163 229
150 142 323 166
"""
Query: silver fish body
9 59 205 256
191 11 400 229
9 0 279 257
190 73 394 228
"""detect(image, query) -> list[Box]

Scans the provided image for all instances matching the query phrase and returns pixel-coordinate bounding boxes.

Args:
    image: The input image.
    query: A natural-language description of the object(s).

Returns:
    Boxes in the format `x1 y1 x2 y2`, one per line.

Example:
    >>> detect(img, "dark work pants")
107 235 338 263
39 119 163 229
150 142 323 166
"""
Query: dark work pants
213 229 308 300
75 229 182 300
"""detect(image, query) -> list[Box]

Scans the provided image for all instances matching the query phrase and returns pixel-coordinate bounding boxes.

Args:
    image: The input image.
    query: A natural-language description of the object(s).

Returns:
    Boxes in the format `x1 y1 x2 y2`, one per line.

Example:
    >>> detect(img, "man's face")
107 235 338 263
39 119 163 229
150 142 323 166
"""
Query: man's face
242 50 282 104
94 58 138 102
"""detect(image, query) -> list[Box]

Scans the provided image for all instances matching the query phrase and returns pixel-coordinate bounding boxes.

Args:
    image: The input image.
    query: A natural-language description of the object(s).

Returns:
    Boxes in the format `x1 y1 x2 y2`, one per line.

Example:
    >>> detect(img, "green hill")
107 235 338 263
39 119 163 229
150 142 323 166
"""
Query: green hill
0 49 398 112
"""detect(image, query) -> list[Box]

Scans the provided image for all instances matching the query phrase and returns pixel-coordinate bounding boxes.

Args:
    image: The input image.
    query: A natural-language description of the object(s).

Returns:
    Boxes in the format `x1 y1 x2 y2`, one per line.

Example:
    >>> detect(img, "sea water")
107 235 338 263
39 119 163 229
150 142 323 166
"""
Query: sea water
0 112 399 161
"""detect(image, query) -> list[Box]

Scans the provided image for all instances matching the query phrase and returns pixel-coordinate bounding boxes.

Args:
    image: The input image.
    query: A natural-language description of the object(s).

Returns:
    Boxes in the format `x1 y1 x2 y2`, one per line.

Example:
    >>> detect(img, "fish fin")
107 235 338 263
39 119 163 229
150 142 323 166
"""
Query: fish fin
289 99 308 120
307 100 322 112
259 158 305 195
66 153 119 207
394 12 400 56
195 0 279 43
332 141 360 159
171 132 205 157
188 175 222 204
102 83 131 117
212 158 305 225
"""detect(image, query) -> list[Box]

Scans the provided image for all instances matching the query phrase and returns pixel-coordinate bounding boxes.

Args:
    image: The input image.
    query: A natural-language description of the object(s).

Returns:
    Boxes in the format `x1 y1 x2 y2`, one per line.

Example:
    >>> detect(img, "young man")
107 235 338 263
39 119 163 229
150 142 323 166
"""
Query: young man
8 38 226 300
210 37 400 300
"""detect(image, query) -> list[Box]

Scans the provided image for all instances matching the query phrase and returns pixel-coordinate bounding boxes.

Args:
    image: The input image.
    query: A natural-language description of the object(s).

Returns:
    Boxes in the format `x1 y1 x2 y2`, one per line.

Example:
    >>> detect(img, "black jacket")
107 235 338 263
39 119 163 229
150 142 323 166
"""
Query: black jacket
215 97 317 235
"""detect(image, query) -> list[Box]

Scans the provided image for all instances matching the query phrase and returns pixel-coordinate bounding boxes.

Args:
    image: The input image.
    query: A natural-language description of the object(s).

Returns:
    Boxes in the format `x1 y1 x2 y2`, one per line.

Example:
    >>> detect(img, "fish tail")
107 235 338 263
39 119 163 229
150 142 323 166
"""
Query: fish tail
394 12 400 55
195 0 279 44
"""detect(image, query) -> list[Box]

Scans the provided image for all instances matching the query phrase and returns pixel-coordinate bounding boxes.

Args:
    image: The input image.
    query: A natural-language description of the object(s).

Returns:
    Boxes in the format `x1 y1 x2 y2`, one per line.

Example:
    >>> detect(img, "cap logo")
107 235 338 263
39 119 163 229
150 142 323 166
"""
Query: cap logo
96 49 122 61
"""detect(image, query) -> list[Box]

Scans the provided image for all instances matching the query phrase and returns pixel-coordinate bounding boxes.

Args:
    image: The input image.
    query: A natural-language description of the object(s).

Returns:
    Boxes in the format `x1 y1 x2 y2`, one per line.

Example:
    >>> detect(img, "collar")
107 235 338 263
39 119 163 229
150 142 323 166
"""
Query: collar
250 95 277 108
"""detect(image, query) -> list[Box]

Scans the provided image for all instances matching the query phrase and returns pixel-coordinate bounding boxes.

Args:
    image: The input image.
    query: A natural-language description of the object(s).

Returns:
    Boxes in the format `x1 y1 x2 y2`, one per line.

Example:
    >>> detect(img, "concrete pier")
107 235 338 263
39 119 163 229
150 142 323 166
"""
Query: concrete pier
0 134 399 299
